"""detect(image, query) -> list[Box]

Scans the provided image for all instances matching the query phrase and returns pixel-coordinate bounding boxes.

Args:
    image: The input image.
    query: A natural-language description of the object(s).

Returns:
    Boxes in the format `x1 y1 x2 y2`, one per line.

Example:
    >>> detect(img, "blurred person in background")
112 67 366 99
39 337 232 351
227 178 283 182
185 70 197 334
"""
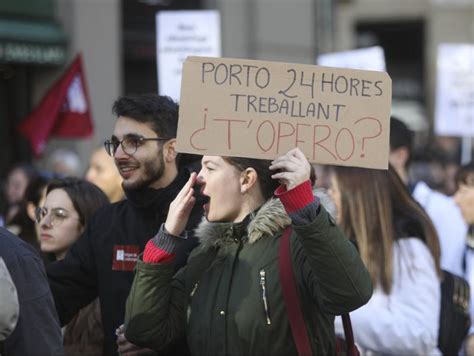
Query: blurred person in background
329 165 441 355
410 143 460 196
47 148 82 178
24 175 50 243
0 226 63 355
454 163 474 354
85 146 125 203
37 177 109 355
389 116 467 276
6 175 49 250
410 149 448 193
436 136 462 195
1 163 39 227
23 174 57 265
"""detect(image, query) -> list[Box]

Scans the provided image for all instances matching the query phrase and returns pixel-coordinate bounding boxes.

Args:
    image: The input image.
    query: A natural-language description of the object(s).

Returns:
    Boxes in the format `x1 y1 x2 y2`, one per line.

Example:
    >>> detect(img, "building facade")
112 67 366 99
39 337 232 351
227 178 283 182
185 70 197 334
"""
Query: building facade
1 0 472 177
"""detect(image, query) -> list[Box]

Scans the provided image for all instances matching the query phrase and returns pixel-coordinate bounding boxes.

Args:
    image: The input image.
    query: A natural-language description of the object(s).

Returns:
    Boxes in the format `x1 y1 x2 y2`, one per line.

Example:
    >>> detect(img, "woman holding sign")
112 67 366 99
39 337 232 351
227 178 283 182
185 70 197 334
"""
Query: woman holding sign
124 148 372 355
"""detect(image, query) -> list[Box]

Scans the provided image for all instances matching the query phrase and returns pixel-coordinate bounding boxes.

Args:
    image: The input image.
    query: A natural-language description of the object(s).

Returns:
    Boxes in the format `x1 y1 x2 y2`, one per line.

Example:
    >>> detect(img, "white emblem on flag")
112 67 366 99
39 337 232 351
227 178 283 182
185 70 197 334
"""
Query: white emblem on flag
67 75 87 113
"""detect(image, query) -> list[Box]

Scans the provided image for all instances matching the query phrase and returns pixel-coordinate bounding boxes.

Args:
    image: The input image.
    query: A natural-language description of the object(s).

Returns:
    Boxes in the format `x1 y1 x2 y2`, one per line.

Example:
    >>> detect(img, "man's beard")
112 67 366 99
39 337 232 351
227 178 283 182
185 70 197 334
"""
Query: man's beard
122 150 165 190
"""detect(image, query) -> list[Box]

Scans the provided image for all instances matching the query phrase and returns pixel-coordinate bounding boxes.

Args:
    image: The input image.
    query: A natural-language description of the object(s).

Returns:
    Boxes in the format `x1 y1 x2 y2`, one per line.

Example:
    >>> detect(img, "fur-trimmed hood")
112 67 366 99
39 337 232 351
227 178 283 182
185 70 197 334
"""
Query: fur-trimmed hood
194 198 291 250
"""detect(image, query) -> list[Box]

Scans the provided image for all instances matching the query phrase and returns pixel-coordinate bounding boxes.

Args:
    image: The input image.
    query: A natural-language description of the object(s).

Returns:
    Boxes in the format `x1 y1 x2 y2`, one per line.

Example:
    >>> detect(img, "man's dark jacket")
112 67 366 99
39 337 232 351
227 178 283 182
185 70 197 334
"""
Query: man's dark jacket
47 170 204 355
0 227 63 355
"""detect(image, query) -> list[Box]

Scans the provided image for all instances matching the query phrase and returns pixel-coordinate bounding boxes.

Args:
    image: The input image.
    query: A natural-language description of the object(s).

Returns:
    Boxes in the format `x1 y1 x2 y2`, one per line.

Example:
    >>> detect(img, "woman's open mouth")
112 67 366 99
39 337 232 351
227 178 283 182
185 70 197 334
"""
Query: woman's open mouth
199 186 210 212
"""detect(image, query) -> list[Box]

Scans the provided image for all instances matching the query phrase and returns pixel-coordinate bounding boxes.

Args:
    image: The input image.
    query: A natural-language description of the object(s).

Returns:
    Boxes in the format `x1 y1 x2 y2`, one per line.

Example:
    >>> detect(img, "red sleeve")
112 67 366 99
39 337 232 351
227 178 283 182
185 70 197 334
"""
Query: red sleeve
275 180 314 214
143 240 175 264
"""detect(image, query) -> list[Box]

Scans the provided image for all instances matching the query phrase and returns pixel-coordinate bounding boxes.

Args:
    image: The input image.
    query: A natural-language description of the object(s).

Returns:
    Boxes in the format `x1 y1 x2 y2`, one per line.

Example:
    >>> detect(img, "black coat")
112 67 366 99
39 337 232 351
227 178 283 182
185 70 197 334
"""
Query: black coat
0 227 63 355
47 170 204 355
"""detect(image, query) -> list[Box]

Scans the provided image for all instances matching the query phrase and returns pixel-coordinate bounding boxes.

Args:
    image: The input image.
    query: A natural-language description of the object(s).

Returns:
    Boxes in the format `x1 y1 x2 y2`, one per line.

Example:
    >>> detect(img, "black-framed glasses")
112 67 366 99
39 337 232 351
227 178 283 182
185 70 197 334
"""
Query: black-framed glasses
35 207 80 227
104 135 171 156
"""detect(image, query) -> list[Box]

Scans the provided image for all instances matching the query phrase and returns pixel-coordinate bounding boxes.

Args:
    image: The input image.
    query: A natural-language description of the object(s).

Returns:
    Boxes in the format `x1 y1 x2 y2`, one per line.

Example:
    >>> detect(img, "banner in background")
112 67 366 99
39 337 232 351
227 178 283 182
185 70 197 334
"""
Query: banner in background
156 10 221 101
17 54 93 157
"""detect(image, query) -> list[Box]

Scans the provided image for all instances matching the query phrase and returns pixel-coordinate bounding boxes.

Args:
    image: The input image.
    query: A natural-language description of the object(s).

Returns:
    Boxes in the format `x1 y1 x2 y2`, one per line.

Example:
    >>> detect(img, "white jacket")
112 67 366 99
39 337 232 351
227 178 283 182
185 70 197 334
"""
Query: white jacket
413 181 467 276
335 238 441 355
414 181 472 336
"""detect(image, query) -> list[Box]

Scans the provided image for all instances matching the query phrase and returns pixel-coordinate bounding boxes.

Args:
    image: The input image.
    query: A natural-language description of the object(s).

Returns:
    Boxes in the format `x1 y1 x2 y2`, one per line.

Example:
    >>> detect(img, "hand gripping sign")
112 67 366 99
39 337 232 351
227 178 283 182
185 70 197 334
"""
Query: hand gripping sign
177 56 392 169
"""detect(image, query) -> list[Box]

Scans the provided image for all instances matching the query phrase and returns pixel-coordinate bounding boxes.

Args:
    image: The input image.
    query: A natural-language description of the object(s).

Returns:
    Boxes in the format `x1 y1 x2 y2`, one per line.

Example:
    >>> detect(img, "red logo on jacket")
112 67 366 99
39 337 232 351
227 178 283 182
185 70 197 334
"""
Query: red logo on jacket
112 245 139 271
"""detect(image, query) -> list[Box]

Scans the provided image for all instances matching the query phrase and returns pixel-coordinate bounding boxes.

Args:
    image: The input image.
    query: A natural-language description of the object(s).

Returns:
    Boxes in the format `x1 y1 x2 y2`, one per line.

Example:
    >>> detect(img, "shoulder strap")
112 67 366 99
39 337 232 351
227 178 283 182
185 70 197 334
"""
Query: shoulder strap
278 226 312 356
279 226 360 356
341 314 360 356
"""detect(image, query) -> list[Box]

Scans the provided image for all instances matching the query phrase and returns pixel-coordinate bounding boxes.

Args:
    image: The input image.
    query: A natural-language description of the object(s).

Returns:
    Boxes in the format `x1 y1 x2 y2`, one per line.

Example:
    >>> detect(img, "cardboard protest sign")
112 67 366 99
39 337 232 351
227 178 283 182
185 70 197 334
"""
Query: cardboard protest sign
177 56 392 169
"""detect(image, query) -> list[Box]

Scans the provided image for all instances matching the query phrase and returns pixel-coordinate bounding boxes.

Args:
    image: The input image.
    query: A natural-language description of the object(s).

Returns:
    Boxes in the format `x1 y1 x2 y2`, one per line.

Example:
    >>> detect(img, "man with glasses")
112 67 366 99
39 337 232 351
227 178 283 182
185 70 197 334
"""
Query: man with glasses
46 94 204 355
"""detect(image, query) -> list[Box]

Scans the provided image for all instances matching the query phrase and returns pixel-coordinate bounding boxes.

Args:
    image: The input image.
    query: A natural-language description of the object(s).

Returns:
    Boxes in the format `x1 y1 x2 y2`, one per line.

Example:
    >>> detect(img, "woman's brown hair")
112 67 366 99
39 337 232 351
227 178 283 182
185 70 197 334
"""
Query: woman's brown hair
223 157 316 201
331 165 441 294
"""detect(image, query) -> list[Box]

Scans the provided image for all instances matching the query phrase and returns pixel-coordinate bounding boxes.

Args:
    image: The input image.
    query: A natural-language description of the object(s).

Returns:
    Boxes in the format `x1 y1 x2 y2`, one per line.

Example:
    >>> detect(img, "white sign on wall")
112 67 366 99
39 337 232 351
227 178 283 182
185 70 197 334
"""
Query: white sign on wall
435 43 474 137
317 46 386 72
156 10 221 102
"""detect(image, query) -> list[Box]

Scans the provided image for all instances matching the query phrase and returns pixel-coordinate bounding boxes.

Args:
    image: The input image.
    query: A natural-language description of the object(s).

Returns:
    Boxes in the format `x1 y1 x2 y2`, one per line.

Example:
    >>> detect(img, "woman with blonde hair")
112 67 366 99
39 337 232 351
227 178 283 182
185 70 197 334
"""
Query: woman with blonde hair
329 165 441 354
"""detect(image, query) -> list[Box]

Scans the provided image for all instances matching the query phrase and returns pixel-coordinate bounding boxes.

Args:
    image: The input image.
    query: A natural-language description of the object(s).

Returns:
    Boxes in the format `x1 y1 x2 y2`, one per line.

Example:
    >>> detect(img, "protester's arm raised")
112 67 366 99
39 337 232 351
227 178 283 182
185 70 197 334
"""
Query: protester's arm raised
269 147 311 191
124 174 198 350
271 148 373 314
165 172 197 236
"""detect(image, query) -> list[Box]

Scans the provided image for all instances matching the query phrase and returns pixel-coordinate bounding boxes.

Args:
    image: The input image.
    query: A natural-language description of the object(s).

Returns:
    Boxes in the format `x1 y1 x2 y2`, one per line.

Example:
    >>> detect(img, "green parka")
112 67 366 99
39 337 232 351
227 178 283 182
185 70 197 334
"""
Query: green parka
125 198 372 355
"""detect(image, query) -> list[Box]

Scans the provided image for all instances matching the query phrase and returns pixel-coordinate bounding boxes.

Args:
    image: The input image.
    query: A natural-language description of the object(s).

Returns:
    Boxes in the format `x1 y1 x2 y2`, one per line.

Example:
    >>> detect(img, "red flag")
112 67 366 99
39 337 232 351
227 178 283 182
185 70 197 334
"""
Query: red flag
17 54 94 157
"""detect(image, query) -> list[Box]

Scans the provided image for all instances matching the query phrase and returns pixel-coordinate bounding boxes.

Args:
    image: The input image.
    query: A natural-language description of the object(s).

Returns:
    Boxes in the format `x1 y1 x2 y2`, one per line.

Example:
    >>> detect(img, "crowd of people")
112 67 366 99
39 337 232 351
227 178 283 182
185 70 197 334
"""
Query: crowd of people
0 92 473 356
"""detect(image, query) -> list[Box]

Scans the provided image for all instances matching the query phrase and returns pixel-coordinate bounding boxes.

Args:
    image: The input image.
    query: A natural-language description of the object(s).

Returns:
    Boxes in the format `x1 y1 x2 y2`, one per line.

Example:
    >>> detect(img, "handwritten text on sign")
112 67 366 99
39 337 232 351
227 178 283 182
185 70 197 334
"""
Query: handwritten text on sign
177 56 392 169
